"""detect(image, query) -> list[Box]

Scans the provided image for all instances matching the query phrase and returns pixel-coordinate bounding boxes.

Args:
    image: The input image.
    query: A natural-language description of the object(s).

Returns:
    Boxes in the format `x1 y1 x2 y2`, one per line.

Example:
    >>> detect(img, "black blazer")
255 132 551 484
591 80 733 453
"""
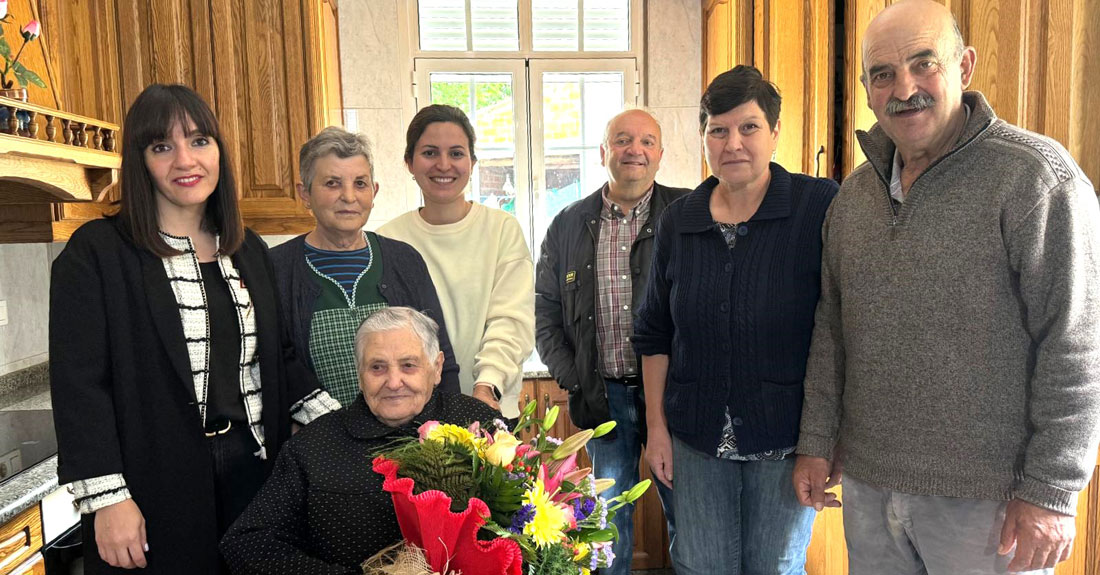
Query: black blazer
49 217 321 574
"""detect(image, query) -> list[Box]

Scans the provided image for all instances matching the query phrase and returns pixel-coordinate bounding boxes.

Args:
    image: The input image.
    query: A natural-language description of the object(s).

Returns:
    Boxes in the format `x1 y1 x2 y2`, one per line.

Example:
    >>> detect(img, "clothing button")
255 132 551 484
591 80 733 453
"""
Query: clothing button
590 219 597 225
622 305 630 310
587 315 593 321
586 264 592 269
620 245 628 251
621 274 628 280
645 227 652 233
380 283 388 289
737 225 749 236
724 262 732 272
719 302 729 312
732 417 744 426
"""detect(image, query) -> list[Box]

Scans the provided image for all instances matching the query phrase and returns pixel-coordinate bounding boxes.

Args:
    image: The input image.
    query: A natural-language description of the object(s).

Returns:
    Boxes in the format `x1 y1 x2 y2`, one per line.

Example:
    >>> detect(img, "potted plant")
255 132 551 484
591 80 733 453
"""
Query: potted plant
0 0 45 102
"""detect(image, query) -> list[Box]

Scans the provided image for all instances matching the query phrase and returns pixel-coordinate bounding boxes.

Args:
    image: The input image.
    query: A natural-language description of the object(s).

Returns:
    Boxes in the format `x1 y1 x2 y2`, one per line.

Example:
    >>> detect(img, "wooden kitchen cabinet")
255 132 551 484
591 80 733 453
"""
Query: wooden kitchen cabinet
519 378 671 570
1 0 343 241
0 505 41 575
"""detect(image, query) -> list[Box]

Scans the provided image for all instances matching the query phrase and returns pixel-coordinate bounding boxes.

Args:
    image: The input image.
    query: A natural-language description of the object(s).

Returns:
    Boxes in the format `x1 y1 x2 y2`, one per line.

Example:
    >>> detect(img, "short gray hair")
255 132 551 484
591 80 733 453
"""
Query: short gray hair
354 307 442 368
299 126 375 191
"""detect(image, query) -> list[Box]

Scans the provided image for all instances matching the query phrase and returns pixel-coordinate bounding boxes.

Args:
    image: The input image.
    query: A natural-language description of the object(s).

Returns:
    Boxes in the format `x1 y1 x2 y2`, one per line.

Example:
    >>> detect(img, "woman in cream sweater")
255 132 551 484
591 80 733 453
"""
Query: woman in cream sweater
378 104 534 418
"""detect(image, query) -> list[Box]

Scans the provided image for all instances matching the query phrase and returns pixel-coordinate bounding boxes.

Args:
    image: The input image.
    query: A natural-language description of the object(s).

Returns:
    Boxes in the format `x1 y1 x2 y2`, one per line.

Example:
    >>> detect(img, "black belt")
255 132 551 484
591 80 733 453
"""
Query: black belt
605 375 642 387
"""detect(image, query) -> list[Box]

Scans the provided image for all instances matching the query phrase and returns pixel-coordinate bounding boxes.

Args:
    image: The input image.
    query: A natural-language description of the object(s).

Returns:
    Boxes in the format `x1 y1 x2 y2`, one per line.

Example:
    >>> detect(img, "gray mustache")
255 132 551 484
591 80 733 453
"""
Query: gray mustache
886 94 936 115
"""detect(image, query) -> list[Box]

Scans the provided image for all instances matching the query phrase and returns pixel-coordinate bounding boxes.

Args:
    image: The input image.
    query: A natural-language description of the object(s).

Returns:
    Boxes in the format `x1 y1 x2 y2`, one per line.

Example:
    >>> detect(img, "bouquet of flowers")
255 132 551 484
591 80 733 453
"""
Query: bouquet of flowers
367 401 651 575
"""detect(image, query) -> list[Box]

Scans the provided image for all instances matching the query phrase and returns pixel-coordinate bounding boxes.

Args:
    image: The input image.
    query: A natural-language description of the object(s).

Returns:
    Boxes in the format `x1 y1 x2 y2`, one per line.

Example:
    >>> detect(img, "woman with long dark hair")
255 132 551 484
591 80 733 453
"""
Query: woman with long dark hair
49 84 338 573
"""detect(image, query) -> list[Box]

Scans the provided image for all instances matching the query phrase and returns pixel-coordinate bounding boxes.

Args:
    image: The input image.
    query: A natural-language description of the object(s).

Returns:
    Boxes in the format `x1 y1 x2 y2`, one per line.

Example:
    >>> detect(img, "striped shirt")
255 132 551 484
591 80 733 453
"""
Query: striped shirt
594 184 652 378
304 243 372 300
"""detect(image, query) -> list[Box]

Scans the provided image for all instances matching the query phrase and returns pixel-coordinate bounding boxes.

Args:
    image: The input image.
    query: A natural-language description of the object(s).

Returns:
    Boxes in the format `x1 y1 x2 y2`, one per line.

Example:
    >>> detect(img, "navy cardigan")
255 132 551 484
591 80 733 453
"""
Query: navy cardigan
269 233 460 394
633 163 837 456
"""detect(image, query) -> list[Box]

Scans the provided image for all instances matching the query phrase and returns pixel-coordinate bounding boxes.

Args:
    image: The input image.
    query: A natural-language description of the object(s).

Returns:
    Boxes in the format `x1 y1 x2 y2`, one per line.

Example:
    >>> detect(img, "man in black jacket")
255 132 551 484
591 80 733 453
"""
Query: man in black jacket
535 109 688 575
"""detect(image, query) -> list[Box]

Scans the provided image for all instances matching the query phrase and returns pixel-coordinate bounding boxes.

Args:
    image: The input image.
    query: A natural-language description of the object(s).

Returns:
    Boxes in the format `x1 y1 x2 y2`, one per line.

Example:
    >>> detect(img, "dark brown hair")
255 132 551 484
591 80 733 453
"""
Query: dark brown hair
403 104 478 163
118 83 243 257
699 65 782 132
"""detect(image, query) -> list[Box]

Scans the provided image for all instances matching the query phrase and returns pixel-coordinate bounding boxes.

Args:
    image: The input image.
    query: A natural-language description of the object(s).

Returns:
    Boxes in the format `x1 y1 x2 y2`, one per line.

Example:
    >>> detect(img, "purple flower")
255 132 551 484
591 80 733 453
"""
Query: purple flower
573 497 596 521
508 504 536 534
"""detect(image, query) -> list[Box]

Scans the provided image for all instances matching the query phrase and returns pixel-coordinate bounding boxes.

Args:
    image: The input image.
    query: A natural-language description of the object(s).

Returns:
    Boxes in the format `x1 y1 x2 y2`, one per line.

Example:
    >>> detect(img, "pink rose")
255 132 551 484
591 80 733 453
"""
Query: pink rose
21 20 39 41
417 420 440 442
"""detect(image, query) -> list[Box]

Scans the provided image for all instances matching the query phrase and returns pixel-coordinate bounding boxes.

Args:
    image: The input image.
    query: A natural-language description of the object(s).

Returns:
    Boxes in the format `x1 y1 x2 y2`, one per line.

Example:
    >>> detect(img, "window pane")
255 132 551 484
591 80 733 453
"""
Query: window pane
532 0 579 51
419 0 468 51
584 0 630 51
428 73 518 214
471 0 519 51
535 71 625 252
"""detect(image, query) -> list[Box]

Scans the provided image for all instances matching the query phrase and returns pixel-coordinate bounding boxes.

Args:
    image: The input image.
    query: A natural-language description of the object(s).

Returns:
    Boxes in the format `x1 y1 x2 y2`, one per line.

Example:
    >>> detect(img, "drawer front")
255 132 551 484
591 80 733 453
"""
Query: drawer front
6 553 42 575
0 506 42 575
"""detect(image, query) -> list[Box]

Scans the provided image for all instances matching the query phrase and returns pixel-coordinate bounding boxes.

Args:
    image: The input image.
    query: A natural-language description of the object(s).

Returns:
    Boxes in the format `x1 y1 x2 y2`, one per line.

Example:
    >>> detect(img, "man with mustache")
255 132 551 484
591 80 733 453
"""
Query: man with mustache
792 0 1100 573
536 109 686 575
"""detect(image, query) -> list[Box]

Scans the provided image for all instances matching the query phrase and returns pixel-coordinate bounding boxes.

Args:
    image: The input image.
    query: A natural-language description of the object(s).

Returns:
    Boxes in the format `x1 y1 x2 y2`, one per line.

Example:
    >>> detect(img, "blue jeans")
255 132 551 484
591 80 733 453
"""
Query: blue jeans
671 436 816 575
584 381 676 575
843 474 1053 575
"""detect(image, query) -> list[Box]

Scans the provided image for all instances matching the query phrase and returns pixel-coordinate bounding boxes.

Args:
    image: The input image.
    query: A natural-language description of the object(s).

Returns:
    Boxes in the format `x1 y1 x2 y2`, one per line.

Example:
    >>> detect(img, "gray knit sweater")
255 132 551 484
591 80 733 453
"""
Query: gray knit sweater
796 92 1100 515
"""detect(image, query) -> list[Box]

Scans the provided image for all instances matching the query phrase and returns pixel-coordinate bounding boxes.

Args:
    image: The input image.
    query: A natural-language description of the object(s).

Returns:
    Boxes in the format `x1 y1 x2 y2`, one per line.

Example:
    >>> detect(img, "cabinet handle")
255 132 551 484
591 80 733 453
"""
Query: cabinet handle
0 526 30 569
814 145 826 178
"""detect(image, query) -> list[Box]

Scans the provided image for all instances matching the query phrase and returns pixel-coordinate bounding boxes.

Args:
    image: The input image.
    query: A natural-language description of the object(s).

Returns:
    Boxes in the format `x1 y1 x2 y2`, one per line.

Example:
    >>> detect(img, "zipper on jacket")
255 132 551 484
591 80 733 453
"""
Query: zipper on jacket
863 118 992 231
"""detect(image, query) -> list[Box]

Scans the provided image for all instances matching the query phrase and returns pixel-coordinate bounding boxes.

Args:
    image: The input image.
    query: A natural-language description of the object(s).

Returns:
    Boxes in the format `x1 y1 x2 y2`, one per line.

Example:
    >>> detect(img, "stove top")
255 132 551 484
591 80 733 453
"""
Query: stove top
0 410 56 482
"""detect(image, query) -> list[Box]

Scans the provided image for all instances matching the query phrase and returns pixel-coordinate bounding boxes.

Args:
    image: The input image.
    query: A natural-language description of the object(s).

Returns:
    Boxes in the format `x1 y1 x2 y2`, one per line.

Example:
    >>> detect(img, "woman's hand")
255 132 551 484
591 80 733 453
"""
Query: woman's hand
646 424 674 488
472 382 501 411
94 498 148 568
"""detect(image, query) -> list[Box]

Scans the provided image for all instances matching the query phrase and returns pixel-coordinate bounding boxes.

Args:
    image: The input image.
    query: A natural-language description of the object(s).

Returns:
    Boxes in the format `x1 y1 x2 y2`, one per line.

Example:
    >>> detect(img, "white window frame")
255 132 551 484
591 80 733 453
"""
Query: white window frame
528 58 637 252
403 0 644 61
412 59 533 225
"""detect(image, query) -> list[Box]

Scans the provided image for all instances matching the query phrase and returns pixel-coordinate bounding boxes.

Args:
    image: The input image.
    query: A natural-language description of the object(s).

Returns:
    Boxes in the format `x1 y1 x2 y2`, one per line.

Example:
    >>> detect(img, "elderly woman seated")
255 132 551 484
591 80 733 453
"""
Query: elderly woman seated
220 306 500 573
270 126 460 407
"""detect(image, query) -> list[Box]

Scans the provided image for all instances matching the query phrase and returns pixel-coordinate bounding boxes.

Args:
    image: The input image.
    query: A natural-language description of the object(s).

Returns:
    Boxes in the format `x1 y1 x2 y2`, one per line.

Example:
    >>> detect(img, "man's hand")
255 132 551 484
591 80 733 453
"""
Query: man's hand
646 425 674 488
472 383 501 411
94 498 148 568
999 498 1075 571
792 455 842 511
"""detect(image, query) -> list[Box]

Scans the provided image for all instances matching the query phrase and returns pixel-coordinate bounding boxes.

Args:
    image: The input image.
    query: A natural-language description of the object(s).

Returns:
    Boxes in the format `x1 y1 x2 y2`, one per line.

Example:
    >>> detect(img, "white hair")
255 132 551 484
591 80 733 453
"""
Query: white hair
354 307 441 368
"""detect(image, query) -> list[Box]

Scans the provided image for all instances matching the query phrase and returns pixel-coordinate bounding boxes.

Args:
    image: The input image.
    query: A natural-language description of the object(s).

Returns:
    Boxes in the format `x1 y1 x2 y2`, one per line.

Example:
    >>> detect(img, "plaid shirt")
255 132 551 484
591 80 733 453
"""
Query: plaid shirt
595 184 653 378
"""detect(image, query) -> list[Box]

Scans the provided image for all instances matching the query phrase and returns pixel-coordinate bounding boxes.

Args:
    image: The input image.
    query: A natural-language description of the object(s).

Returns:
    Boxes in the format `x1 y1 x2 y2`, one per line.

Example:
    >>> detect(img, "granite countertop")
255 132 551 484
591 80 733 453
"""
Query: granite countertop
0 362 58 524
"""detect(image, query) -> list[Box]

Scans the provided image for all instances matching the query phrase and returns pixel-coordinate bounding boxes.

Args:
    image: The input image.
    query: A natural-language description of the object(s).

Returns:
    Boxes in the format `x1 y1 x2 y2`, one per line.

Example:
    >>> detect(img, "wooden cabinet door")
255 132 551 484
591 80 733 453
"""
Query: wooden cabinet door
753 0 836 179
35 0 341 238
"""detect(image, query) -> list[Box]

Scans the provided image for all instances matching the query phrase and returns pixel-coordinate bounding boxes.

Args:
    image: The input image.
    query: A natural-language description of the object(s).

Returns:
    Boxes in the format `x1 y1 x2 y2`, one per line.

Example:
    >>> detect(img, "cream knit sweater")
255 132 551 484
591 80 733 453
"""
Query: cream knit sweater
379 203 535 418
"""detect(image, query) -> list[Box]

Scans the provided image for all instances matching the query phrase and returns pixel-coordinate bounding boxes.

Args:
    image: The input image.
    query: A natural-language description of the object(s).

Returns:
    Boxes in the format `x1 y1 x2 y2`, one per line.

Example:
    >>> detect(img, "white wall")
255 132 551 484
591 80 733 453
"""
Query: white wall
0 243 60 376
337 0 703 230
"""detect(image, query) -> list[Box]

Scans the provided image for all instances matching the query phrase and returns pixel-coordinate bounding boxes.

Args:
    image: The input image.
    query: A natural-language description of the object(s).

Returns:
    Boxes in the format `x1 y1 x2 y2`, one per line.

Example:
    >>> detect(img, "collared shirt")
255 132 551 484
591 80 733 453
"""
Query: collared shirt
595 183 653 378
890 104 972 203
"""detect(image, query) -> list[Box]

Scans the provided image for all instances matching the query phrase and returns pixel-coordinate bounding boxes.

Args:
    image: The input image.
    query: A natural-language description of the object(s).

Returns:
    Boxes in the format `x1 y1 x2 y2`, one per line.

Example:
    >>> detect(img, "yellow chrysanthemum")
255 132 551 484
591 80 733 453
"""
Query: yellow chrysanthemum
522 480 569 548
424 423 485 452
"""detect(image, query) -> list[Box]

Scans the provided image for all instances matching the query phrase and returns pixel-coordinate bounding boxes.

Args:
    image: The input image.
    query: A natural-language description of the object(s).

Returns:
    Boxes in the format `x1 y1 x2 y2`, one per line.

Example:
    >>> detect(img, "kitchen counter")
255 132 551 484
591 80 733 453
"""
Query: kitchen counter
0 362 57 524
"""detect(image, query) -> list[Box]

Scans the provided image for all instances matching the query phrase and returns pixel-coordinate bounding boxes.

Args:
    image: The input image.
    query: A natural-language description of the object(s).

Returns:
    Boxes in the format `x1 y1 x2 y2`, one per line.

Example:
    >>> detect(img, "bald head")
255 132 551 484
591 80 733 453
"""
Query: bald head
859 0 977 162
600 109 664 204
862 0 965 82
